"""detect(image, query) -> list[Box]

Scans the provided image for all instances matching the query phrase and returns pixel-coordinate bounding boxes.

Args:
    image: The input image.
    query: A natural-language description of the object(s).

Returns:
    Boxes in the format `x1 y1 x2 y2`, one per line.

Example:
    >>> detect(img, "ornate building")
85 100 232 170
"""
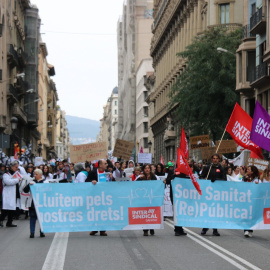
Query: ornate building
0 1 42 157
150 0 244 163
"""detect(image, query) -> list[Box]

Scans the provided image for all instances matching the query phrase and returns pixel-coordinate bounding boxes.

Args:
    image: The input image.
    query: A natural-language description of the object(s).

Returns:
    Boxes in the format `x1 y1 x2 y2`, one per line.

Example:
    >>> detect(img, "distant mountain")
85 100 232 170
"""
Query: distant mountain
65 115 100 145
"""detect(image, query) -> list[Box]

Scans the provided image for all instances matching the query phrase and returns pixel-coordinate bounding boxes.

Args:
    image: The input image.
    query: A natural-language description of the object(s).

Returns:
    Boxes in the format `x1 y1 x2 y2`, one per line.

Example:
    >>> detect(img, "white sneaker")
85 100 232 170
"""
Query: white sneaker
244 231 249 237
248 232 253 238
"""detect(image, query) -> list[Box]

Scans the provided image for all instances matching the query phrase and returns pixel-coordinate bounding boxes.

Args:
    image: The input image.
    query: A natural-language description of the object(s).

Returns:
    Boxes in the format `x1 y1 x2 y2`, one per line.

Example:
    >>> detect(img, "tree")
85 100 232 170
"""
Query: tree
169 27 242 141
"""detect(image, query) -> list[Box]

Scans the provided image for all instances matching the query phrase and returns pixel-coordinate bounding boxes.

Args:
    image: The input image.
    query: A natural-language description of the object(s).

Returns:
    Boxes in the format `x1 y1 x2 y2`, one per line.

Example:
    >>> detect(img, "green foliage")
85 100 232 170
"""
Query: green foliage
169 27 242 141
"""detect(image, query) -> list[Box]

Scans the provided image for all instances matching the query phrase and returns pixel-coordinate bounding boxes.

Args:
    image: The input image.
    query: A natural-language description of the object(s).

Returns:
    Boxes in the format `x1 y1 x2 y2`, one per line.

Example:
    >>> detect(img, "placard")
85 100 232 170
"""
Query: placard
247 158 269 174
201 147 217 160
137 153 152 164
215 140 237 154
70 142 107 163
190 135 210 149
112 139 134 160
35 157 44 167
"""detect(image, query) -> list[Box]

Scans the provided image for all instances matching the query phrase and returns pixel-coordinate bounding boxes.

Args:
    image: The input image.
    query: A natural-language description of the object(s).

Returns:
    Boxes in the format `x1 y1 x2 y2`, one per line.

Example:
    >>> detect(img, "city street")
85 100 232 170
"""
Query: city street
0 218 269 270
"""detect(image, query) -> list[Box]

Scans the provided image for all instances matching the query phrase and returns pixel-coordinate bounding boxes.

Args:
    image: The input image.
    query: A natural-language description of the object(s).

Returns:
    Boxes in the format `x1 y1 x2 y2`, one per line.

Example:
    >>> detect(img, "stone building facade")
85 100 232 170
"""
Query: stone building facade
117 0 153 144
236 0 270 159
149 0 244 163
0 0 42 157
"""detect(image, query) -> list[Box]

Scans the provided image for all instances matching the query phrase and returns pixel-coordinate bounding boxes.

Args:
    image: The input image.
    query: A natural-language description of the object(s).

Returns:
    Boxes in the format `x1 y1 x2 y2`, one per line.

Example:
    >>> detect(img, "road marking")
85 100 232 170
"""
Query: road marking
165 220 261 270
42 232 69 270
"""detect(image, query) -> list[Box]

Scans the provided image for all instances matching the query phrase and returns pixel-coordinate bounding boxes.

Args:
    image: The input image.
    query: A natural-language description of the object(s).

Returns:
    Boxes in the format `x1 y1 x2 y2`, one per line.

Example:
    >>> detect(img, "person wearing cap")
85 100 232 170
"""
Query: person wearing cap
165 162 187 236
0 160 21 228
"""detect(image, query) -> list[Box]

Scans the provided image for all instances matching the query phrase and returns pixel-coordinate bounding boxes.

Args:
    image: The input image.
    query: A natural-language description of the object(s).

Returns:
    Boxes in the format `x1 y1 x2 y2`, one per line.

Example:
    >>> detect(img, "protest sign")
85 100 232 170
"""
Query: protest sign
70 142 107 163
31 181 164 233
35 157 44 167
172 178 270 230
246 158 269 174
112 139 134 160
215 140 237 154
190 135 209 150
137 153 152 164
124 168 134 178
201 147 217 161
163 185 173 217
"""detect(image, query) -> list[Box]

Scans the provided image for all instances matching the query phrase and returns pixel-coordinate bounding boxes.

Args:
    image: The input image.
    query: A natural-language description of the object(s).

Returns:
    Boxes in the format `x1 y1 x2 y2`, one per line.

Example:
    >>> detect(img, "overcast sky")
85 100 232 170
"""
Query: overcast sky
30 0 124 121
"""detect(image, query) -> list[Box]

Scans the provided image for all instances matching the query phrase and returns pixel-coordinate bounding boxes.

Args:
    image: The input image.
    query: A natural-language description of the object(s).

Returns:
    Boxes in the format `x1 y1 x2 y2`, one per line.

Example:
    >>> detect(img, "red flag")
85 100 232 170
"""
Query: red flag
175 147 189 175
140 146 143 153
226 103 263 159
160 155 164 165
14 142 19 160
180 126 189 159
177 149 202 195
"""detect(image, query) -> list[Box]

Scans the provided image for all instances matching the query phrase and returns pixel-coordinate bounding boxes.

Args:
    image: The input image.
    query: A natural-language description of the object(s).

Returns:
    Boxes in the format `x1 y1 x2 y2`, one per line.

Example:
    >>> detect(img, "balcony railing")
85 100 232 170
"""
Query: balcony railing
8 84 18 101
17 48 28 67
250 7 266 35
242 24 255 39
13 103 27 124
249 62 270 87
7 44 19 69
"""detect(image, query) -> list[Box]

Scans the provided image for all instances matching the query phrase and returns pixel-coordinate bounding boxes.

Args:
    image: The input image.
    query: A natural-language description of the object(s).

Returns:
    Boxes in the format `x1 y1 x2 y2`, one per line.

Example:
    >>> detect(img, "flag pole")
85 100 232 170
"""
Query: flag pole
206 128 227 180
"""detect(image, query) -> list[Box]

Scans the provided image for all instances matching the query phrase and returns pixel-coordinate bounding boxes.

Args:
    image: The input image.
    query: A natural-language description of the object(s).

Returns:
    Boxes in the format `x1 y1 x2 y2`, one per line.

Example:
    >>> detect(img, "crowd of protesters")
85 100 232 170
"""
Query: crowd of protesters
0 154 269 239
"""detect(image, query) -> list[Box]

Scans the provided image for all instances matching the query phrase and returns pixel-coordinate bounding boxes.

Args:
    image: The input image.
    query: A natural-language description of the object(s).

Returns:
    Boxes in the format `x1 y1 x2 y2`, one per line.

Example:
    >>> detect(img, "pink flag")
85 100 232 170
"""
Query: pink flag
140 146 144 153
160 155 164 165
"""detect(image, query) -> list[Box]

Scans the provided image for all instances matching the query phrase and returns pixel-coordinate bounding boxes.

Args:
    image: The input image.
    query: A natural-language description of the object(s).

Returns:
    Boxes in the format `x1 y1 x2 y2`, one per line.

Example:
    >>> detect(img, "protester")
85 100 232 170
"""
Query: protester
165 162 187 236
137 164 157 236
130 167 141 181
43 165 53 181
26 165 34 177
23 169 46 238
232 166 243 181
74 163 88 183
242 165 260 238
128 160 135 168
200 154 225 236
86 159 112 236
150 164 156 174
70 163 75 180
0 160 21 228
113 161 121 178
226 167 233 177
260 168 270 183
156 163 165 177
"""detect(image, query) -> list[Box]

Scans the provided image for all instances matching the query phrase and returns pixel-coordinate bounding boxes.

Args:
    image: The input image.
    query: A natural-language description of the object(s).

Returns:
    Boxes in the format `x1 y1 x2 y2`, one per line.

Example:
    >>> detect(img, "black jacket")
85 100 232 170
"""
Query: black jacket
200 164 226 181
86 168 115 182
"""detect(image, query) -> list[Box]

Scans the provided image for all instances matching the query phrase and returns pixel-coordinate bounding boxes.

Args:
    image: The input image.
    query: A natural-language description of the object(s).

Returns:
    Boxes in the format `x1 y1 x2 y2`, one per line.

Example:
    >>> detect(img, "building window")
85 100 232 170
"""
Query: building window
143 122 148 133
246 51 256 82
115 109 117 115
220 4 229 24
115 100 117 106
251 3 256 16
143 137 148 149
143 106 148 117
144 91 148 100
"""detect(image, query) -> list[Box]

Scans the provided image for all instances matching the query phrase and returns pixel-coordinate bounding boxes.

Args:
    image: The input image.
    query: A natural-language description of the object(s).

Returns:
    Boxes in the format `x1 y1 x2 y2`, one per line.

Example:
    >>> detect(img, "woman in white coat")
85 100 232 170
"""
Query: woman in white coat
0 160 21 227
74 163 88 183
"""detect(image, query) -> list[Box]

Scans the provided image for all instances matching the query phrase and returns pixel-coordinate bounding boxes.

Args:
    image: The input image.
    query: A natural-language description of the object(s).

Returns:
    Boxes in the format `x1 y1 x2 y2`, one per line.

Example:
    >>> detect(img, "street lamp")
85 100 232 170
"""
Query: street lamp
217 47 235 55
38 142 42 157
10 117 18 131
148 140 152 153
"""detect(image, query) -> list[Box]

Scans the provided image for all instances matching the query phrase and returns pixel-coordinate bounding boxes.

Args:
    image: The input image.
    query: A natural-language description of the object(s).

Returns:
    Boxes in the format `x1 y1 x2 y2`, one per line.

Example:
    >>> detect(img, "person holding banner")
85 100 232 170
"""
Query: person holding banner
137 164 158 236
200 154 226 236
86 159 112 236
0 160 21 228
23 169 46 238
260 168 270 183
242 165 260 238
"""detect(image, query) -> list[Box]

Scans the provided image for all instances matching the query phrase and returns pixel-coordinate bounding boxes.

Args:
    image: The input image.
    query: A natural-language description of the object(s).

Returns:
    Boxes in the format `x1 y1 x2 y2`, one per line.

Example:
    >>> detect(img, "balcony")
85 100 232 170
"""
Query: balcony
249 62 270 88
7 84 18 102
242 25 256 41
7 44 19 69
32 128 41 140
17 48 28 68
250 7 266 35
15 77 28 94
13 103 27 124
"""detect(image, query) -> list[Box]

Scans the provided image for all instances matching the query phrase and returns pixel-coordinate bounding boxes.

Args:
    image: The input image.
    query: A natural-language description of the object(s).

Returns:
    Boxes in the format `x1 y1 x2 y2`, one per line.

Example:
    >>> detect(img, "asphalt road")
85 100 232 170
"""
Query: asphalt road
0 217 269 270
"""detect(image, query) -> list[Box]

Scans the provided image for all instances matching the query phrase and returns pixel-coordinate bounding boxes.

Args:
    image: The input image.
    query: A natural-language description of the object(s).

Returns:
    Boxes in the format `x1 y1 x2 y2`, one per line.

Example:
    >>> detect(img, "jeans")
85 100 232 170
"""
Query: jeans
29 209 37 234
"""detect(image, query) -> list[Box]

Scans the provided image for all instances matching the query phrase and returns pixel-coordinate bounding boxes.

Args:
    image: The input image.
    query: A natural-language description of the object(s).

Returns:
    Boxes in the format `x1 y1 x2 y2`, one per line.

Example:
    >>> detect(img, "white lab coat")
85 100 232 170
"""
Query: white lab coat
2 172 20 210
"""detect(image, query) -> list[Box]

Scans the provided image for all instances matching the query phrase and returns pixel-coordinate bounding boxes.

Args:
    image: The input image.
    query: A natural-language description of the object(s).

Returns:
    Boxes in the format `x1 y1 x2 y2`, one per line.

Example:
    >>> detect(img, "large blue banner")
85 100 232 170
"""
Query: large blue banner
172 178 270 230
31 181 164 233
